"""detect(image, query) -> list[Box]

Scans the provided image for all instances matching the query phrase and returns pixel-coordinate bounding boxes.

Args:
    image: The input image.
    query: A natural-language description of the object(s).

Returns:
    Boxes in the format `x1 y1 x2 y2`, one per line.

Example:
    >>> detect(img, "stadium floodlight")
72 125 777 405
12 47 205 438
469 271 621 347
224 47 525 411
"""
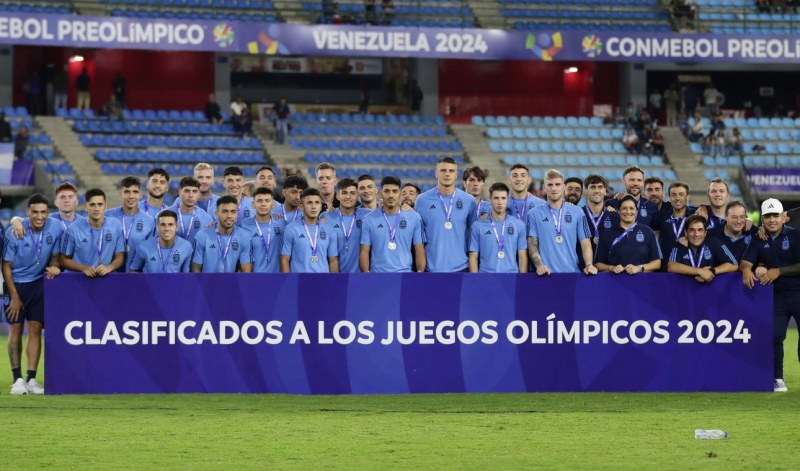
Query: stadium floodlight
564 67 578 74
69 55 84 62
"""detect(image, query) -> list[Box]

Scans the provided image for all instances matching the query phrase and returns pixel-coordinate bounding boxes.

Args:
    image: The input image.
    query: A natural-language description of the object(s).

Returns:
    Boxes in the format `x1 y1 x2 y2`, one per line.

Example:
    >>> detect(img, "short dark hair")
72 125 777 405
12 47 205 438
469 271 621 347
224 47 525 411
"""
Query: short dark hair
256 166 276 177
148 168 170 181
301 188 322 200
253 187 274 198
623 166 645 177
509 163 529 173
402 183 421 194
357 174 376 183
157 210 178 224
668 181 690 194
27 194 49 207
725 200 746 216
644 176 664 188
565 177 583 187
488 182 510 196
338 178 358 192
463 166 486 182
437 157 457 166
684 214 708 232
708 177 729 193
216 195 238 208
85 188 106 202
583 174 607 189
618 194 637 208
381 176 402 188
283 175 309 191
180 176 201 189
119 176 141 189
223 166 244 178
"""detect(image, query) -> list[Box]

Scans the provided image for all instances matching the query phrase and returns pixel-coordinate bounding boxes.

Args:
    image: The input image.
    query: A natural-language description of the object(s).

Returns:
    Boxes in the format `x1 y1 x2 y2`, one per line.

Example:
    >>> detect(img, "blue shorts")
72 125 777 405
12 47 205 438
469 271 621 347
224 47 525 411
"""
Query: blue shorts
3 278 45 325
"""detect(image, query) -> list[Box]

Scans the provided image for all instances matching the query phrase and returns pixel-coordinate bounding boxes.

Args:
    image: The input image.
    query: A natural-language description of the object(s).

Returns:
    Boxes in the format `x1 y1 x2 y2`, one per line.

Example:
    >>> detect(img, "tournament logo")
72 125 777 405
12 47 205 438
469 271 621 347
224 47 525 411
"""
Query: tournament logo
456 199 463 210
232 240 239 251
172 252 180 263
400 218 407 229
46 234 53 245
508 225 515 235
247 26 291 55
565 213 572 223
581 35 603 58
105 232 112 242
320 230 327 240
783 239 790 250
526 32 563 61
635 231 644 243
136 220 143 232
213 23 235 48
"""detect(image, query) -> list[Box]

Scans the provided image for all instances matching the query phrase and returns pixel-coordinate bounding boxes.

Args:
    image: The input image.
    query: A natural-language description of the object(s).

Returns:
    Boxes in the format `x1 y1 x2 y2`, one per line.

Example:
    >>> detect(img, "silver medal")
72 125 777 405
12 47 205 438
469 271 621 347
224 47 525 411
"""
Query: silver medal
555 236 563 244
388 242 397 251
497 251 505 259
311 255 319 263
444 221 453 230
593 236 599 245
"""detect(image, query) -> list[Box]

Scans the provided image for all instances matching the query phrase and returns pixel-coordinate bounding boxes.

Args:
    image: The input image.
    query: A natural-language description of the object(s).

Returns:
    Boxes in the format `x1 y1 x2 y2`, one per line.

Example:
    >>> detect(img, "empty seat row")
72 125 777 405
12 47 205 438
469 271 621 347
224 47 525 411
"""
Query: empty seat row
290 125 447 138
742 155 800 167
101 0 274 8
8 120 33 130
80 134 262 149
290 138 462 152
38 162 74 175
489 140 627 154
502 9 663 19
13 133 51 145
689 116 800 128
500 0 658 4
74 120 237 136
58 108 214 122
502 154 664 167
95 149 265 163
1 106 30 118
474 115 606 127
0 4 70 13
313 167 438 181
23 148 56 160
506 167 676 182
304 153 464 165
701 155 743 167
294 113 445 126
110 8 278 22
513 22 671 32
690 142 800 155
487 127 624 140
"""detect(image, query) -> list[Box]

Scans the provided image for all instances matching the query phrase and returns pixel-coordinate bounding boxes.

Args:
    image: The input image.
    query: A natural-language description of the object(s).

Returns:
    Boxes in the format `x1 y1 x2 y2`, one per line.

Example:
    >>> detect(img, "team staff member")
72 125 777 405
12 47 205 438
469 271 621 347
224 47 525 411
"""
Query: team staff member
564 177 583 205
241 187 285 273
506 164 544 220
105 176 156 272
281 189 339 273
357 174 379 210
360 176 425 273
708 200 758 262
273 175 307 224
469 183 527 273
652 182 696 270
668 214 738 283
191 196 253 273
696 178 730 237
316 162 340 213
208 166 254 224
167 177 215 246
415 157 477 272
401 183 420 210
595 195 662 274
9 182 85 238
61 189 126 277
463 166 491 219
582 174 618 257
138 168 170 218
604 166 659 227
527 170 595 275
129 210 193 273
321 178 371 273
741 198 800 393
174 162 220 213
3 194 63 395
644 176 670 213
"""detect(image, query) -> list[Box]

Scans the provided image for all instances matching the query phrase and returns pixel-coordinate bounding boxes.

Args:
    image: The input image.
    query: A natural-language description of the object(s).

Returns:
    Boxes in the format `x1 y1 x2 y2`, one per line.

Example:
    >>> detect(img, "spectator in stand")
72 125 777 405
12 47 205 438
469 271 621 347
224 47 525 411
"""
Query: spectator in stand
664 84 680 127
112 72 127 109
204 93 224 125
359 80 370 115
652 128 665 156
711 107 726 130
409 79 423 115
689 113 704 142
683 84 698 117
365 0 377 24
13 125 29 160
271 98 291 145
230 96 252 136
623 128 641 155
25 73 42 116
0 112 11 143
703 83 719 116
99 94 123 121
728 127 744 155
53 65 68 113
640 125 654 156
648 89 662 123
76 67 91 111
381 0 394 25
612 106 628 127
757 0 771 12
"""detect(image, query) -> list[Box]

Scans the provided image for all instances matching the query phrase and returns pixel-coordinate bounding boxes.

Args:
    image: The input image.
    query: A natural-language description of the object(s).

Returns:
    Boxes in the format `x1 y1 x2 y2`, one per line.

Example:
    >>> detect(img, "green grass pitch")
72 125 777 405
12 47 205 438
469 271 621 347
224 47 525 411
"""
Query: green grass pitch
0 331 798 470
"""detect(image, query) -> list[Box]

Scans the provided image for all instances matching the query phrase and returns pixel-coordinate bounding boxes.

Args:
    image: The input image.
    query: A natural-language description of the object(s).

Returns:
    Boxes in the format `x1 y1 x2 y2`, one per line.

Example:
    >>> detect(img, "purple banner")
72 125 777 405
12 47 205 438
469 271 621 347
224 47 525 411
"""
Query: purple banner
2 13 800 62
745 167 800 193
12 159 35 186
45 273 772 395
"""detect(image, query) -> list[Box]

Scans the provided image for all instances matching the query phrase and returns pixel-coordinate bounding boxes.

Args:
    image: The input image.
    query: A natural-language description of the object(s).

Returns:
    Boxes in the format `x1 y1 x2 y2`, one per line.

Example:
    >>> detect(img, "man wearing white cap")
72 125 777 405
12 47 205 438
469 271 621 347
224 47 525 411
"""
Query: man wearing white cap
740 198 800 392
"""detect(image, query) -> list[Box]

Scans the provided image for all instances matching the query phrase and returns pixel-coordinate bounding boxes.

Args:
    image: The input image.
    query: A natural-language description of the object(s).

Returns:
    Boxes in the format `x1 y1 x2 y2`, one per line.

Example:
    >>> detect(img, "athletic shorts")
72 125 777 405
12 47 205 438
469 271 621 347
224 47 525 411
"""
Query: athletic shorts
3 278 45 325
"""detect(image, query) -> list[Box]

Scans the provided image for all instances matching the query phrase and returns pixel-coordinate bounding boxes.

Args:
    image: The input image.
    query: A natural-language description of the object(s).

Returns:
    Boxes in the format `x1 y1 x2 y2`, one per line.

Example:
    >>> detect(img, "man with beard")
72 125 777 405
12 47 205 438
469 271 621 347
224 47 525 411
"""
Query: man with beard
138 168 170 218
358 174 379 210
208 166 254 224
579 174 618 269
105 176 156 272
564 177 583 205
668 214 737 283
463 166 491 219
167 177 215 245
321 178 372 273
191 196 253 273
315 162 340 213
129 210 193 273
708 200 758 262
401 183 420 210
256 165 284 204
506 164 544 220
604 166 658 227
644 176 670 213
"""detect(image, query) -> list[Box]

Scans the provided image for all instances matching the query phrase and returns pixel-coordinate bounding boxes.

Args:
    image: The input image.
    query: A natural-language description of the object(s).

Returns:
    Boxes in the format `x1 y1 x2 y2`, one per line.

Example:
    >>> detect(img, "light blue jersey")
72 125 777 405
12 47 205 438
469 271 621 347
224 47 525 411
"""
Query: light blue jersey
272 204 303 226
3 218 64 283
129 237 193 273
137 199 169 219
475 200 492 219
527 202 590 273
166 205 215 245
49 212 86 231
192 226 252 273
360 209 423 273
506 195 546 220
469 216 527 273
62 217 126 268
240 216 286 273
415 187 477 272
280 219 339 273
208 196 254 224
175 193 220 215
105 207 156 272
321 208 372 273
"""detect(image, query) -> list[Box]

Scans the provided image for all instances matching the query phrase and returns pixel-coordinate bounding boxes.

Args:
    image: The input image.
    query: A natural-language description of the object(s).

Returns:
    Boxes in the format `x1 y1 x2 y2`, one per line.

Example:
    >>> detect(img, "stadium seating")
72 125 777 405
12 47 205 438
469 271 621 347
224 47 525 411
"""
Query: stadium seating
298 0 476 27
499 0 672 32
103 0 280 23
694 0 800 34
0 1 70 14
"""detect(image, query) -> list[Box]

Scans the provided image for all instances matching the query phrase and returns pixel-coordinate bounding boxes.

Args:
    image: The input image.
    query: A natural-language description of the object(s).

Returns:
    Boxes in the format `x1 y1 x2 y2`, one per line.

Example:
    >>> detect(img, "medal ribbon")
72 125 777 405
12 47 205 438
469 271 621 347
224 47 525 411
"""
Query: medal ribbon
609 223 638 256
255 221 272 257
302 220 320 258
490 217 507 253
549 204 564 238
381 208 402 244
120 208 138 247
338 209 357 246
585 206 605 238
90 222 106 265
511 196 529 220
283 205 301 224
156 243 176 272
436 188 455 224
670 215 687 240
687 245 706 268
178 209 197 239
215 231 234 271
28 223 44 263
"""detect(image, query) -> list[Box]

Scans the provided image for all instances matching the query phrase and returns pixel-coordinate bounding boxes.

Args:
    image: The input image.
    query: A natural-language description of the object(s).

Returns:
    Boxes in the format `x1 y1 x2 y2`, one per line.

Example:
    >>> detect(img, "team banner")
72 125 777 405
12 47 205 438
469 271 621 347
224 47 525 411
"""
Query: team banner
3 12 800 62
45 273 772 395
745 167 800 193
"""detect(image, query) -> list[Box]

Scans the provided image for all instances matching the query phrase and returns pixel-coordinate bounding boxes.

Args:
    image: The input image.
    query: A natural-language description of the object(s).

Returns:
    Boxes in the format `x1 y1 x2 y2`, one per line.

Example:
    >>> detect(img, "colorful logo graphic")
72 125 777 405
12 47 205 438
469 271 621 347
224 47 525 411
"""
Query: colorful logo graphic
247 25 291 55
213 23 234 48
581 35 603 58
526 32 562 61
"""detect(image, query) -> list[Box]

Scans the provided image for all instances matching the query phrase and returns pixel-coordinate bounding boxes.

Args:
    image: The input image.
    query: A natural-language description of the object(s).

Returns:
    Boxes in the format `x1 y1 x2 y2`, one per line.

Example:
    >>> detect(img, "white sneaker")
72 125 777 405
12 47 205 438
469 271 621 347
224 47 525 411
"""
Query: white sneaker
26 378 44 395
774 378 788 392
10 378 28 395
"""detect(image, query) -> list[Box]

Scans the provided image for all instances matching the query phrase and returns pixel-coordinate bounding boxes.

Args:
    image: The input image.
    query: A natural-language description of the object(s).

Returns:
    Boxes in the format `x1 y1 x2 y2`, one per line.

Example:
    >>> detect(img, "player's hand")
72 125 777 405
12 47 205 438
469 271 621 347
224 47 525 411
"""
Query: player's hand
401 204 414 212
611 264 625 274
82 267 97 278
535 265 551 276
605 206 617 213
758 268 781 286
614 191 625 200
11 217 25 239
697 268 714 282
744 219 753 231
694 276 706 283
583 264 597 275
742 270 756 289
677 236 688 247
95 264 112 277
45 266 61 279
756 225 768 241
696 206 708 219
5 296 24 321
624 264 641 275
479 213 489 221
755 266 767 277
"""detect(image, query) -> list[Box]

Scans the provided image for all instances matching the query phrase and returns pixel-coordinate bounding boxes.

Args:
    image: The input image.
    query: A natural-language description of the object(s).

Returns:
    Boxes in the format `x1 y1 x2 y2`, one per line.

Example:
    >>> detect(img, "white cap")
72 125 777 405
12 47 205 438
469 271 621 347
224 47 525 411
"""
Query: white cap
761 198 783 216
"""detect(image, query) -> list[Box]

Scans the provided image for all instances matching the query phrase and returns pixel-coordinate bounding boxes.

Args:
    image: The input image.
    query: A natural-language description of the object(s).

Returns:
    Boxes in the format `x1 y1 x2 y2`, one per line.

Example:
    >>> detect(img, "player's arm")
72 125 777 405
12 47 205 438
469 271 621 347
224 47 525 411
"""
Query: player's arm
280 255 290 273
240 263 253 273
2 260 23 322
778 262 800 277
60 254 96 278
190 262 203 273
468 251 479 273
594 261 616 272
328 256 339 273
9 216 26 239
97 252 125 276
527 236 550 276
359 244 370 273
413 243 425 273
44 250 62 279
517 249 528 273
579 238 597 275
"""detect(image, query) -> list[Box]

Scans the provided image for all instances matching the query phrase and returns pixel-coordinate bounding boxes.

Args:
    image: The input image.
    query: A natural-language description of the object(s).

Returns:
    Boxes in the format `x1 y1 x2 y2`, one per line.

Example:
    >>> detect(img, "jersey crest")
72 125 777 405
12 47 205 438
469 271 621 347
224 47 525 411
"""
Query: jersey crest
357 219 363 229
639 208 648 217
173 252 180 263
274 226 282 235
635 231 644 243
565 212 572 223
46 234 53 245
744 235 752 245
194 219 201 229
703 249 712 260
456 199 463 210
783 239 790 251
400 218 407 229
320 230 327 240
604 218 612 229
232 240 239 251
508 225 515 235
105 231 112 242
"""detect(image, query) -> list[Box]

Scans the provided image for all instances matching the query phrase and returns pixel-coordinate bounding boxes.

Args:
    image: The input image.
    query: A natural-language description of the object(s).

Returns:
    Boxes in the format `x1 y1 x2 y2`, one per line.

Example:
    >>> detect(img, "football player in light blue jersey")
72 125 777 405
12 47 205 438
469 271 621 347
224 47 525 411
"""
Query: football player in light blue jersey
321 177 371 273
469 183 527 273
360 176 425 273
240 187 285 273
137 168 170 218
105 176 156 272
256 165 284 207
415 157 477 272
174 162 220 213
61 188 126 277
668 214 737 282
527 169 596 275
208 166 254 224
9 182 85 241
281 189 339 273
463 166 492 220
357 174 380 211
506 164 545 220
130 210 193 273
2 194 63 395
272 174 307 225
191 195 253 273
168 176 215 245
